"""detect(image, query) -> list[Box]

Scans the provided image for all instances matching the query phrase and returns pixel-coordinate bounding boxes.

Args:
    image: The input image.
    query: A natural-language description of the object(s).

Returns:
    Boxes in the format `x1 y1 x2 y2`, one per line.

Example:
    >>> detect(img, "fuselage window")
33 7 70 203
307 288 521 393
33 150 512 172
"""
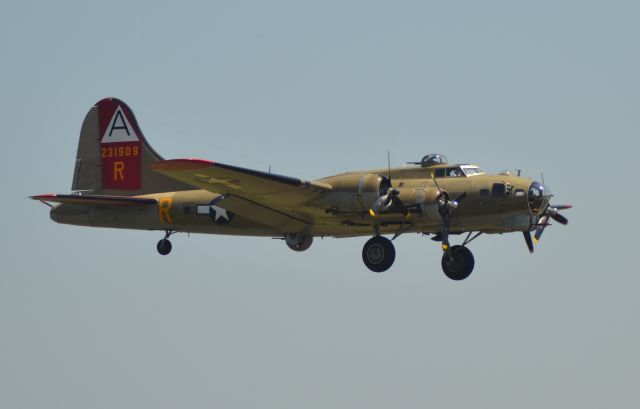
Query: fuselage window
435 168 446 177
491 183 506 197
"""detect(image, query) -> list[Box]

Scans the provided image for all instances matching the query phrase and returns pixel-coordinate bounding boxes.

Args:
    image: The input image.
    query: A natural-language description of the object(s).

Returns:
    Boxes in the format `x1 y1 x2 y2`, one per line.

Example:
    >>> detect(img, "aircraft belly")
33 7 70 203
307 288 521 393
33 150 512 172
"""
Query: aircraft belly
88 206 279 236
446 213 534 233
50 204 92 226
89 206 159 228
46 181 537 238
50 198 279 236
172 225 278 236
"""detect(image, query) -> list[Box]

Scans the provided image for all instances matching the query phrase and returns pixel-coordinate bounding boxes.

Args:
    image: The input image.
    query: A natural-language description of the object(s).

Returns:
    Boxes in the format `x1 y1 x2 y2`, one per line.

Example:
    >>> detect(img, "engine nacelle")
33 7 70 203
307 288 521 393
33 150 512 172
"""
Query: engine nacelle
357 174 392 211
318 173 441 217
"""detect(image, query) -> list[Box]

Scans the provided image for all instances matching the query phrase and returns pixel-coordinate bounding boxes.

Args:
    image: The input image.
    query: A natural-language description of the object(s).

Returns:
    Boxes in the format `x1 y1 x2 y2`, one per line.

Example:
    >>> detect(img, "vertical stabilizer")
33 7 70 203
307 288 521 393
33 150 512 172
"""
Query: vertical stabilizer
72 98 191 195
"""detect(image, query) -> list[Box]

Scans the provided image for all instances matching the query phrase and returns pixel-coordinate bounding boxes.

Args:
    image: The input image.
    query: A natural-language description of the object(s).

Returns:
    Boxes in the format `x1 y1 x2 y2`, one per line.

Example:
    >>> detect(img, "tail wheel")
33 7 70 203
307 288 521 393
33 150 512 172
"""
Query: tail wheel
157 238 172 255
362 236 396 273
441 245 474 280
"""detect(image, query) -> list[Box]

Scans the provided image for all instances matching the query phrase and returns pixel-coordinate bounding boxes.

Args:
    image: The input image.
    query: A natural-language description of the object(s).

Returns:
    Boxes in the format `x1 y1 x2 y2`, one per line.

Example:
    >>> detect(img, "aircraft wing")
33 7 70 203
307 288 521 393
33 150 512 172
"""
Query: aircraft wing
31 194 157 207
209 194 310 231
151 159 332 212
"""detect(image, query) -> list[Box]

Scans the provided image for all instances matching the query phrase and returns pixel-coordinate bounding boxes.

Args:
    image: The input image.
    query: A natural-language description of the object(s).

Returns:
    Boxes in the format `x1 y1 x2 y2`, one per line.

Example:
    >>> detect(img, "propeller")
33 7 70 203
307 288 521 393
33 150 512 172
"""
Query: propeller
370 187 409 216
432 176 467 250
370 150 412 218
532 204 572 245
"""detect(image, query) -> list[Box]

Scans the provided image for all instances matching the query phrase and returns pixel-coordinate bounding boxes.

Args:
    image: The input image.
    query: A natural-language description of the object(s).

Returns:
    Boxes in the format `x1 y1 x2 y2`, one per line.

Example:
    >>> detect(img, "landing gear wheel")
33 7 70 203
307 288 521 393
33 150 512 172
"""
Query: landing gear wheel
362 236 396 273
441 245 474 280
284 233 313 252
157 238 172 255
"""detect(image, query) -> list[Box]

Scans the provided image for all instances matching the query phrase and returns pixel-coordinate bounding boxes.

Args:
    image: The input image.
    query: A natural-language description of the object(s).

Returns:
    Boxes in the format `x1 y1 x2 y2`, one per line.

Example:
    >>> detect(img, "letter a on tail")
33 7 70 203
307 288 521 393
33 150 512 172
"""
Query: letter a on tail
99 101 142 190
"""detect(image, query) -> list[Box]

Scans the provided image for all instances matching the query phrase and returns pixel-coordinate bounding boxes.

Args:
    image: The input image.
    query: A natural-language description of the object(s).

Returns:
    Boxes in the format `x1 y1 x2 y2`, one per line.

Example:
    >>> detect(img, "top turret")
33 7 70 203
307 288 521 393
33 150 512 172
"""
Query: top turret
409 154 448 167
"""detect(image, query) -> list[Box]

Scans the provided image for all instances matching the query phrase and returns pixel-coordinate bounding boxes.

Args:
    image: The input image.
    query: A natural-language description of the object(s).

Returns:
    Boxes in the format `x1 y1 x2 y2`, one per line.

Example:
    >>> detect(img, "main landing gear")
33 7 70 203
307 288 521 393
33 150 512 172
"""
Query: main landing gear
441 245 474 280
360 231 482 280
362 236 396 272
157 231 174 255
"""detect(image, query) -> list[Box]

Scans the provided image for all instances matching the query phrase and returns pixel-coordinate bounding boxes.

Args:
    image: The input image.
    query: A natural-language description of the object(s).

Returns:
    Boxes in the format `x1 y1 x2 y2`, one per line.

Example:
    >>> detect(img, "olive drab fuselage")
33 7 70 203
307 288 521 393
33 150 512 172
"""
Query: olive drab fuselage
50 163 543 237
34 99 570 280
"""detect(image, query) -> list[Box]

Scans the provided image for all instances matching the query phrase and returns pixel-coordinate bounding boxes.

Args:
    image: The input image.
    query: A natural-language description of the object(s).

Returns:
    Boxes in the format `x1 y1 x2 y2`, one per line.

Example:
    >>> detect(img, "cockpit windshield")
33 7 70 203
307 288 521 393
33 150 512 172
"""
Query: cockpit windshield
461 165 484 176
435 165 484 178
435 167 463 177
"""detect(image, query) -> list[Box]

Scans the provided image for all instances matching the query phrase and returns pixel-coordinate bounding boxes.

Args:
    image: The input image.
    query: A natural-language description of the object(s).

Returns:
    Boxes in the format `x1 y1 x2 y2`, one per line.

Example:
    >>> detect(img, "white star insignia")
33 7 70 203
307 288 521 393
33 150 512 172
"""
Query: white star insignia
211 205 230 221
193 174 242 189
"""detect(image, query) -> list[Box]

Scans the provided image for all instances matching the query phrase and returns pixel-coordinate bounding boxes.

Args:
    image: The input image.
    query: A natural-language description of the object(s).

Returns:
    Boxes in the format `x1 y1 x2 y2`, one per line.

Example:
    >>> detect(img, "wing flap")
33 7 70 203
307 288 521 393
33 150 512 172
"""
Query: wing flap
31 194 157 208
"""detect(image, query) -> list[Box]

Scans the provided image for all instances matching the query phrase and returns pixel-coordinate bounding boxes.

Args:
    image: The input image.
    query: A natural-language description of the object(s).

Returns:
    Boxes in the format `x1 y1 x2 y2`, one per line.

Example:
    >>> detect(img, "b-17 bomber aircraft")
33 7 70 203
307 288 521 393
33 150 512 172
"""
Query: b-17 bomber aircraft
32 98 571 280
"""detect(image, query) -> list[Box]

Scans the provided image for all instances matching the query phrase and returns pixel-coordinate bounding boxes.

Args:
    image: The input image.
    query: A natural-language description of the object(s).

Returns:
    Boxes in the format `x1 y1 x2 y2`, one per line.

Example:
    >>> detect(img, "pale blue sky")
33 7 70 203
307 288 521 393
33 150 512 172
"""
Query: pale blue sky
1 1 639 408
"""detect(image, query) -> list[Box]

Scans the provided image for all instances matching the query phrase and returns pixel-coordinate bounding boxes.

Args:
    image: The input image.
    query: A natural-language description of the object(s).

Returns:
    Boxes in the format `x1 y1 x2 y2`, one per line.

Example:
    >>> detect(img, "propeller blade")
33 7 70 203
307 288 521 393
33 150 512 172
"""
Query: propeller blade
390 192 410 217
430 177 467 251
550 213 568 225
431 175 443 195
523 231 534 253
534 215 549 243
550 204 572 210
441 211 451 250
454 192 467 203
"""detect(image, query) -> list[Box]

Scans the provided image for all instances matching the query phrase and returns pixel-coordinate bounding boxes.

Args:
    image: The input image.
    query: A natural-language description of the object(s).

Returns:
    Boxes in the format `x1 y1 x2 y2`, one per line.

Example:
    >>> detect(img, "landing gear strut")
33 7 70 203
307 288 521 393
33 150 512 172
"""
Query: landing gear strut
157 231 174 255
362 236 395 273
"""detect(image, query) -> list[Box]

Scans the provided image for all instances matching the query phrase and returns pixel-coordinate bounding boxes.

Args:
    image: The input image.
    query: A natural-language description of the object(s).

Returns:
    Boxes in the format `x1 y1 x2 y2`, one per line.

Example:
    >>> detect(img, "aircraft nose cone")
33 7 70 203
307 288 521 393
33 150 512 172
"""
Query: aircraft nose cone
528 181 552 215
539 182 552 197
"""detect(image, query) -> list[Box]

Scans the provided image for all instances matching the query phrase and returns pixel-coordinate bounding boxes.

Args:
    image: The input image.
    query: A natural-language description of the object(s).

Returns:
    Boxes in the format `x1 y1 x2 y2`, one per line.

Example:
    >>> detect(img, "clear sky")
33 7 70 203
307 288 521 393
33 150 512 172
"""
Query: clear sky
1 1 638 408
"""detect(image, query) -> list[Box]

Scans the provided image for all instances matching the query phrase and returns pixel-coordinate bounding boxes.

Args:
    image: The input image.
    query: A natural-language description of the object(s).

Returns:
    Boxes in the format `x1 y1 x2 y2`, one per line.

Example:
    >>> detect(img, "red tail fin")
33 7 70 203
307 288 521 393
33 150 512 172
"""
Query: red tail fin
72 98 191 195
97 99 144 190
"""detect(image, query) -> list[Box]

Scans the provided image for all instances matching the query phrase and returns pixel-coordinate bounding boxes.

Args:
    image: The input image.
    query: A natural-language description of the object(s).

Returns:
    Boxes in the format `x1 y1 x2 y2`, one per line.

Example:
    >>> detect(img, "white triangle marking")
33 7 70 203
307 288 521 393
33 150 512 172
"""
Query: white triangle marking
101 106 140 143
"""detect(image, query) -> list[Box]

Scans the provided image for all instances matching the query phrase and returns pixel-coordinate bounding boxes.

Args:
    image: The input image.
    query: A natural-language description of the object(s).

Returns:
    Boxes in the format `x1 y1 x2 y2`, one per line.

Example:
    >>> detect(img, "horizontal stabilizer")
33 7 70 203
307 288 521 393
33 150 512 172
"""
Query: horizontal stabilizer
31 194 157 208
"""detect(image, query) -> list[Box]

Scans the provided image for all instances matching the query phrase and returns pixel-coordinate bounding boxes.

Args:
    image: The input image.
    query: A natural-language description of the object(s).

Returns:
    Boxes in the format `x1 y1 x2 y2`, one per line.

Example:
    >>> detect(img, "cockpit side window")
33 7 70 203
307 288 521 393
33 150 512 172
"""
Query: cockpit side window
435 167 465 177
